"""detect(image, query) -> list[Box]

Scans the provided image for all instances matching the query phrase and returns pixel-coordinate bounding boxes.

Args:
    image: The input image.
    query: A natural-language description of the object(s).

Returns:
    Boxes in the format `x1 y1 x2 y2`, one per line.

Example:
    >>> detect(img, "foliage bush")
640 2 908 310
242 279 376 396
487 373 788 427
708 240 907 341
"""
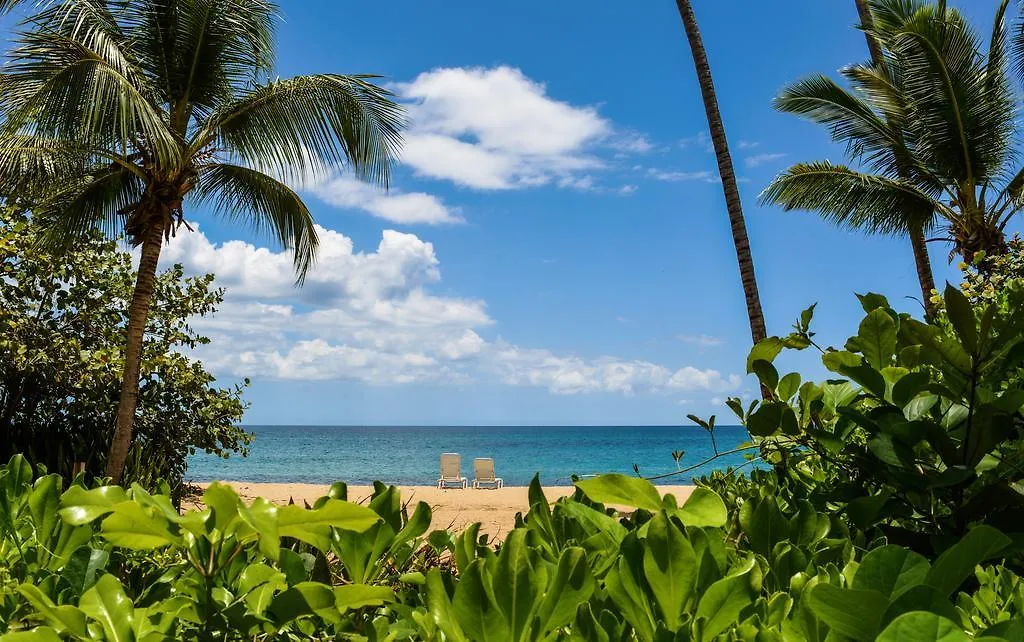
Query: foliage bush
0 209 250 491
726 285 1024 555
1 455 1022 641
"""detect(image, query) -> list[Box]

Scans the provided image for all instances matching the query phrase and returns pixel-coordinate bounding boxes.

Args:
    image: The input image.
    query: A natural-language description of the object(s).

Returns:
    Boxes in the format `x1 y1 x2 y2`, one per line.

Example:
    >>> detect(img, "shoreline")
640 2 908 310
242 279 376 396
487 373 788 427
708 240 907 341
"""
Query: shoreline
192 481 695 538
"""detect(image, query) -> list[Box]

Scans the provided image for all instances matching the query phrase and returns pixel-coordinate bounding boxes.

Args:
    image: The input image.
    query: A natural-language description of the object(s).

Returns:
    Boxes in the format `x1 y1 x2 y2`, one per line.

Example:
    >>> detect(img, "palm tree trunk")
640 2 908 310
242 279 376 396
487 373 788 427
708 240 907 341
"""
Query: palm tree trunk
674 0 767 345
909 225 936 311
106 224 164 483
854 0 937 316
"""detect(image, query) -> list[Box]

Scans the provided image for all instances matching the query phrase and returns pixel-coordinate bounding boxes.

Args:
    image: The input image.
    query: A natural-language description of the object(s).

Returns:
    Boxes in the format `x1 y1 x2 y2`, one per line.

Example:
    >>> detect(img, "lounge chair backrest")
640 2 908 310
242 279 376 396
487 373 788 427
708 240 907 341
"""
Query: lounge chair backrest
474 457 495 481
440 453 461 479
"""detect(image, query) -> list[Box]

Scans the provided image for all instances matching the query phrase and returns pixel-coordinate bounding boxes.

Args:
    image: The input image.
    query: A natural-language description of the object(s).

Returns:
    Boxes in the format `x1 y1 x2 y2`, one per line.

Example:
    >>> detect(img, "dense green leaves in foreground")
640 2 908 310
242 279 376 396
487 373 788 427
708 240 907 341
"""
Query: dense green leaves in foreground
1 455 1023 640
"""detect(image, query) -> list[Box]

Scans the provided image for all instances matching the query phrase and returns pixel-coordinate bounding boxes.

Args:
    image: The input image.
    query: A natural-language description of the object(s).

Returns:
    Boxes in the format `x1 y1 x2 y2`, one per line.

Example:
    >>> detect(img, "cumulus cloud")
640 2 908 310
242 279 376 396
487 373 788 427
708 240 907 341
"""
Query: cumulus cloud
162 226 740 397
397 66 630 190
311 176 462 225
491 344 740 395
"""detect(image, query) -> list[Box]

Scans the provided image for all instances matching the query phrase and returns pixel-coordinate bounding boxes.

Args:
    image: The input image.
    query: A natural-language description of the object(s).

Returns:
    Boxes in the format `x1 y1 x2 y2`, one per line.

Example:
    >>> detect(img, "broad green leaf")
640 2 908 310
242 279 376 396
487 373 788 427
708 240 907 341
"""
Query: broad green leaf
747 337 784 373
28 475 61 544
605 556 656 642
452 560 505 642
746 401 784 437
876 611 969 641
15 585 88 637
0 628 63 641
535 547 595 634
751 359 780 391
745 498 789 556
849 309 897 370
676 488 727 528
334 584 395 611
807 584 888 641
238 563 287 614
492 529 541 641
203 482 243 532
695 556 756 641
643 511 697 630
424 568 468 642
268 582 338 625
881 585 961 630
944 284 977 354
852 545 929 599
856 292 891 313
777 372 801 401
926 526 1011 596
100 501 181 550
59 486 128 525
575 474 662 511
79 575 134 642
278 499 381 551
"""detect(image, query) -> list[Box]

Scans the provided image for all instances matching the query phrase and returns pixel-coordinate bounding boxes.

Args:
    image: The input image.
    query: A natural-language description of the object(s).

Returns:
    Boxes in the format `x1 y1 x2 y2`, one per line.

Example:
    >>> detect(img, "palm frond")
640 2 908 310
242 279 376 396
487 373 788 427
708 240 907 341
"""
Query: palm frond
760 161 939 235
34 163 143 250
191 162 317 280
889 5 1014 184
128 0 278 124
199 74 405 188
773 74 904 176
0 20 180 167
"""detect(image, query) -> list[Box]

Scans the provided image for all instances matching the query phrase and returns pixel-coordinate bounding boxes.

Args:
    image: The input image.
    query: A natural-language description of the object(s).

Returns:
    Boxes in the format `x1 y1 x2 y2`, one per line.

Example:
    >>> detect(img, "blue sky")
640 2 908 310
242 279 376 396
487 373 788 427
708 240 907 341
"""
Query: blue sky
19 1 1015 425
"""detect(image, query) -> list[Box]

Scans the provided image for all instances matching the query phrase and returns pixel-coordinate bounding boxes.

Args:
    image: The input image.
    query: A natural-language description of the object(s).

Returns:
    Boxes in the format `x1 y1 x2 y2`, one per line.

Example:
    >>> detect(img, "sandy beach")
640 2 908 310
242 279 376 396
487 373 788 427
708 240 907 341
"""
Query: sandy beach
193 482 695 539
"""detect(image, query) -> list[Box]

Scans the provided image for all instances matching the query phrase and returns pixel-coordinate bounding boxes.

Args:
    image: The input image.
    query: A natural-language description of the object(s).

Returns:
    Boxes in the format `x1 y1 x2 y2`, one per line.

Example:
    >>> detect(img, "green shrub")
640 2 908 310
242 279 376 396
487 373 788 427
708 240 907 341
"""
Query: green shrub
0 209 249 491
729 286 1024 554
2 456 1023 640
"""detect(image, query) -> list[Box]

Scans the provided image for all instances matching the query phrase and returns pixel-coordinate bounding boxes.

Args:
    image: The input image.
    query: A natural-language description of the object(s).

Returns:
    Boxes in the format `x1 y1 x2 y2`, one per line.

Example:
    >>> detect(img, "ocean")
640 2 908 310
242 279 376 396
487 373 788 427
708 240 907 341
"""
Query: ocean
186 425 755 486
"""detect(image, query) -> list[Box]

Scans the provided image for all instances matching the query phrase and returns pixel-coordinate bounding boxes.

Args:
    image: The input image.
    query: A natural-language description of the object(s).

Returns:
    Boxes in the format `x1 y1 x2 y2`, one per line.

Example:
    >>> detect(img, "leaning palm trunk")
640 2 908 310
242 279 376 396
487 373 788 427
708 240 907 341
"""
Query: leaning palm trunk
106 224 164 481
854 0 937 314
674 0 767 346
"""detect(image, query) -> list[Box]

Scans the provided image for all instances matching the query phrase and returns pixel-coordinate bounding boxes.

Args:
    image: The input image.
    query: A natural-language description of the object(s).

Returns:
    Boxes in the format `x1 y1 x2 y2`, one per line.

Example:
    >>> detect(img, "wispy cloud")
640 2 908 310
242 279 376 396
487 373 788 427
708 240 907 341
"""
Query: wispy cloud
646 168 714 182
744 152 786 168
678 334 724 347
617 184 638 196
737 140 760 150
680 131 714 152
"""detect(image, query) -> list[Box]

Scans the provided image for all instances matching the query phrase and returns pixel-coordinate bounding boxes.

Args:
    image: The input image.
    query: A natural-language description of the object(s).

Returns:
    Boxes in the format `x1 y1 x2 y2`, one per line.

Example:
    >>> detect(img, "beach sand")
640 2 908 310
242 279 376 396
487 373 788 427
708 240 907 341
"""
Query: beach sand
192 482 695 539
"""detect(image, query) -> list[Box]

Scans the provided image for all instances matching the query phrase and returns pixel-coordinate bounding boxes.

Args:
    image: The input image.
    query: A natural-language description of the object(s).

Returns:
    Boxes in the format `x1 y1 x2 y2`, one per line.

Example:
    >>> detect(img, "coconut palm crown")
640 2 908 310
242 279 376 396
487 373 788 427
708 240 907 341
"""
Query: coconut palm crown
762 0 1021 268
0 0 404 482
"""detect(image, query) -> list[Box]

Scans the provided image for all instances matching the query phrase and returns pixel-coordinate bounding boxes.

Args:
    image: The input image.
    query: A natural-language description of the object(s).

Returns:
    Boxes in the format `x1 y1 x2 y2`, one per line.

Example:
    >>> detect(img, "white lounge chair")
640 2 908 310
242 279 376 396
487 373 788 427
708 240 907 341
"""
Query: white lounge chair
437 453 467 489
472 457 503 489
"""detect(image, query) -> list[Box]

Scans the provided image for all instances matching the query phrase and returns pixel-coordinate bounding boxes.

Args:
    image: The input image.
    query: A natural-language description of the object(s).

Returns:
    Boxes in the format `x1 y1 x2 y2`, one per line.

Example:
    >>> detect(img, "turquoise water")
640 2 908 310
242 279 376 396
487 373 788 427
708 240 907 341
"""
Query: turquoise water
186 425 754 486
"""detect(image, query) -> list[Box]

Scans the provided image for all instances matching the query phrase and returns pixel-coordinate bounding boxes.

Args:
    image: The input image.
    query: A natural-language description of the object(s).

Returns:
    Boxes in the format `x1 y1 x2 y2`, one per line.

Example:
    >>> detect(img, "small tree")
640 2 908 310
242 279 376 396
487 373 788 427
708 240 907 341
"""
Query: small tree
0 208 249 492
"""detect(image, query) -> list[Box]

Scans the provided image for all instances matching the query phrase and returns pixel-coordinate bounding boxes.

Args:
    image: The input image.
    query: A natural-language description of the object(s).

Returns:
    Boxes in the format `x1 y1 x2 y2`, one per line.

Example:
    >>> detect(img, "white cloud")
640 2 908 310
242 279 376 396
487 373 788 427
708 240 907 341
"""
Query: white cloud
680 132 713 152
491 344 739 396
678 334 725 347
737 140 760 149
647 168 715 182
162 226 741 396
617 184 638 195
745 152 786 168
608 133 654 154
397 66 620 190
311 176 462 225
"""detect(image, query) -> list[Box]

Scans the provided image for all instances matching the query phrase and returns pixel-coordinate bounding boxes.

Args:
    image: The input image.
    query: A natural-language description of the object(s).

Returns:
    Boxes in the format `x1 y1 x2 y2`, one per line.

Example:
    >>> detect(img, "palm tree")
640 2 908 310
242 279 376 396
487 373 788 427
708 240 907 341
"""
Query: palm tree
763 0 1020 271
853 0 936 312
674 0 767 345
0 0 404 483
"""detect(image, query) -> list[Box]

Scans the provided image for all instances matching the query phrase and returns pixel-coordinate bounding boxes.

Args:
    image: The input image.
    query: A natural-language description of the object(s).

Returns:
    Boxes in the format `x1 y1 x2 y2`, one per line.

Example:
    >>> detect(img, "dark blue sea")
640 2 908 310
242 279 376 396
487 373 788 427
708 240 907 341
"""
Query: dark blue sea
186 425 754 486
